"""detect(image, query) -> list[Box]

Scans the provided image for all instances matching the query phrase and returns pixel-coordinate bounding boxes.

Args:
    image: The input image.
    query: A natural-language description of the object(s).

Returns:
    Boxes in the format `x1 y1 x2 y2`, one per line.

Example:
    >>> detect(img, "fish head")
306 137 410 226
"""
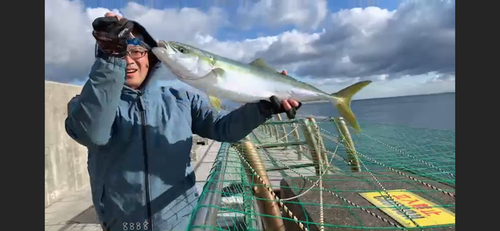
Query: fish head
152 40 214 80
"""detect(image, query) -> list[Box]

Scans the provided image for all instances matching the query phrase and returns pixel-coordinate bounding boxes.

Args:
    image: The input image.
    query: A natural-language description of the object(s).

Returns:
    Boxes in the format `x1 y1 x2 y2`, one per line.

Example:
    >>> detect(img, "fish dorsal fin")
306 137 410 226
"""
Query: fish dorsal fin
249 58 277 72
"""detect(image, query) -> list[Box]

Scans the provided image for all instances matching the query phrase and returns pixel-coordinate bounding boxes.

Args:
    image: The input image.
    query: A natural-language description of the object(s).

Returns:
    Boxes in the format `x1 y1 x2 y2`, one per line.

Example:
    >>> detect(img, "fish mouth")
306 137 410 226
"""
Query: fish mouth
152 41 201 80
151 41 180 75
155 40 170 50
152 40 174 59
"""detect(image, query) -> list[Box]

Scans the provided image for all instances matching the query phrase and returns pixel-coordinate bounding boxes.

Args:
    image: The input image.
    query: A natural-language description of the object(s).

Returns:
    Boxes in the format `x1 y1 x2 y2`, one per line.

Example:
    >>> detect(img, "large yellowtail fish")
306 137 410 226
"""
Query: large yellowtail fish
152 41 372 132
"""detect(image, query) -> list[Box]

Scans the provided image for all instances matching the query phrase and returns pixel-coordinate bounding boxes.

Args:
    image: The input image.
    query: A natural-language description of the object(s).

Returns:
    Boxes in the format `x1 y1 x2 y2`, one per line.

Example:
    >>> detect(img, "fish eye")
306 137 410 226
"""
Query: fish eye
178 47 187 53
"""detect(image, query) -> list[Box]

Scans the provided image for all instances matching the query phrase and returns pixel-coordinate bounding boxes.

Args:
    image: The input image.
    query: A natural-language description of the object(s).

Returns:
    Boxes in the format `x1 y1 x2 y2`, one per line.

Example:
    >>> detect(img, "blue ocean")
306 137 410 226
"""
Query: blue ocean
296 92 456 185
299 92 455 131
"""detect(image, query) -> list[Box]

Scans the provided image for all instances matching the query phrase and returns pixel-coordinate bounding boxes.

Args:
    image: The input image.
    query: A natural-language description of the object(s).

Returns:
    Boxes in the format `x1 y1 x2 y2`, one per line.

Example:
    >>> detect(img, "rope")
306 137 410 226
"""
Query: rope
258 118 452 229
190 115 455 230
317 127 456 198
231 144 310 231
261 124 300 144
255 125 406 229
253 129 339 202
360 132 455 179
262 119 429 229
256 137 406 230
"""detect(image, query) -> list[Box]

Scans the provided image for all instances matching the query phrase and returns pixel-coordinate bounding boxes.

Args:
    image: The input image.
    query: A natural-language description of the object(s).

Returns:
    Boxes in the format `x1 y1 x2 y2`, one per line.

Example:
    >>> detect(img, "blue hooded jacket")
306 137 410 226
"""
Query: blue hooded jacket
65 22 271 231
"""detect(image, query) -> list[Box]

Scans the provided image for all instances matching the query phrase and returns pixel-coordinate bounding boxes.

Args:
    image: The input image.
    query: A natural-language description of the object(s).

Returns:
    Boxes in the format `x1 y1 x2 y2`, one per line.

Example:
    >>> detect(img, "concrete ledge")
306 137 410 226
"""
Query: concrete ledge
45 81 88 207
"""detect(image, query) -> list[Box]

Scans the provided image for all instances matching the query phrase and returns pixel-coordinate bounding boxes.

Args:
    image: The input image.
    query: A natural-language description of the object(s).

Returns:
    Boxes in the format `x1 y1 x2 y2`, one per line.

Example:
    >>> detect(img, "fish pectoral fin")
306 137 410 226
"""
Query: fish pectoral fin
207 94 223 112
212 68 226 77
249 58 278 72
203 68 224 112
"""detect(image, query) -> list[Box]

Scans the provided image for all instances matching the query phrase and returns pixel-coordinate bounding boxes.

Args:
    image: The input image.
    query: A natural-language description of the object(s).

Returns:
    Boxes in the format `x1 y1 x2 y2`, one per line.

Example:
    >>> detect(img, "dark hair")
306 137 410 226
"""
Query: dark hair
135 50 159 89
147 51 160 71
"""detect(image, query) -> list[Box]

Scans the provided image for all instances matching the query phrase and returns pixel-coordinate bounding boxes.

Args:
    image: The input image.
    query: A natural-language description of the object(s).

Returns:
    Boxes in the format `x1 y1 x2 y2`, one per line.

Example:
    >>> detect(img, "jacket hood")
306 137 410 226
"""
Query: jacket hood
130 20 158 50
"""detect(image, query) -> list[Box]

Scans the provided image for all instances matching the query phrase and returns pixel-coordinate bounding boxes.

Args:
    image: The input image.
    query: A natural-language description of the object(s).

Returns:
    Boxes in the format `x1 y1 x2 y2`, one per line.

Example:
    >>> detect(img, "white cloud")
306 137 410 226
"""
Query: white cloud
192 34 278 63
237 0 329 30
256 1 455 79
44 0 230 82
45 0 455 99
119 3 229 42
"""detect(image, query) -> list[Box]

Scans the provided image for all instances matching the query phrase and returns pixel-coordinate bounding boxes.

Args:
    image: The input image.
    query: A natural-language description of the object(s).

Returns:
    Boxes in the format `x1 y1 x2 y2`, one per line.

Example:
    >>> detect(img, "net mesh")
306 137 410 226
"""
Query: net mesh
187 115 456 231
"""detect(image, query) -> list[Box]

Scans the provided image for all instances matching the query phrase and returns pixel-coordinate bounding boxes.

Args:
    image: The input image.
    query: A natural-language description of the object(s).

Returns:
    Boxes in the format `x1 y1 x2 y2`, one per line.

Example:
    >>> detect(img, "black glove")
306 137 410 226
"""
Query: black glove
92 16 134 57
258 95 302 120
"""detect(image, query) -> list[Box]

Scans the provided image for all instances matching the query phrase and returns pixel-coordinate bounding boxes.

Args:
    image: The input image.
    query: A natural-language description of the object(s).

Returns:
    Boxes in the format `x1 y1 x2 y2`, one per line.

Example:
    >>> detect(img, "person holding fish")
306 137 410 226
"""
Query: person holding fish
64 12 302 231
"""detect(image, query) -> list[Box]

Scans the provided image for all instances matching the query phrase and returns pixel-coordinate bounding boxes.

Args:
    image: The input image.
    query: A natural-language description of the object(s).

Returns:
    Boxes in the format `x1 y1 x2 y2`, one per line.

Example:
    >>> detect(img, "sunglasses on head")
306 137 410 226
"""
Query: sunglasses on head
126 37 151 50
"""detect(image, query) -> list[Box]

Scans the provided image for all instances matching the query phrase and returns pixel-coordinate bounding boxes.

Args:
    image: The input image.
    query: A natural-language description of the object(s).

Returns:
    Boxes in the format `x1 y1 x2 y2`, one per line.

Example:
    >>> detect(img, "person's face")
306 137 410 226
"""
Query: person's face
125 44 149 89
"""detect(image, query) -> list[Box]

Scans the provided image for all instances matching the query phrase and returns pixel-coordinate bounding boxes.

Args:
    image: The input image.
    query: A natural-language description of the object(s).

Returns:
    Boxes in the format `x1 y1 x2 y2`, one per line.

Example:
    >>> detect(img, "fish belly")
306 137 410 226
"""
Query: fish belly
207 70 275 103
184 69 329 103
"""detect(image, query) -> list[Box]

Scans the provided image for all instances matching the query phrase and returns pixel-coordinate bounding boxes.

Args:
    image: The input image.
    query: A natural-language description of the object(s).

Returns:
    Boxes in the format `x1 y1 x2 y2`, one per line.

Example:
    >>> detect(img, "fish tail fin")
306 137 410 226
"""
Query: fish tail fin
329 81 372 132
208 95 223 112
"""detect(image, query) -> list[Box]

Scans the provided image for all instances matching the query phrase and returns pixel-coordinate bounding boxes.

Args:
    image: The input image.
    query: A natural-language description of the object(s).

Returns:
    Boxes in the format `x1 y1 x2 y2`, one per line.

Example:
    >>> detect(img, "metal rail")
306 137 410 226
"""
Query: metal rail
189 143 230 231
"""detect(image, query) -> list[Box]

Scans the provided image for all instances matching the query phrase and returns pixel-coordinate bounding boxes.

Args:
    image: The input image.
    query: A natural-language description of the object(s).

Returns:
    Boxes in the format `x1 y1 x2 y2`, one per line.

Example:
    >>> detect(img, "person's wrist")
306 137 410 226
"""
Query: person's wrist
95 43 126 58
256 101 274 118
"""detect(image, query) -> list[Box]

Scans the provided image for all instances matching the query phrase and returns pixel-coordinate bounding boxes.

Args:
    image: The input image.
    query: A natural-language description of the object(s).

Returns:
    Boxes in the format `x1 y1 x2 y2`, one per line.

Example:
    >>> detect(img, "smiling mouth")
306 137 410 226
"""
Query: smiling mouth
126 69 138 74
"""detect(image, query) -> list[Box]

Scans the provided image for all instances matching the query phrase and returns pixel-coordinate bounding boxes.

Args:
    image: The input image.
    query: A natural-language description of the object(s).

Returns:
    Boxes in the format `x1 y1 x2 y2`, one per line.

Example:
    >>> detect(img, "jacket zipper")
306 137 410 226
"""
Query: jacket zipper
138 92 153 230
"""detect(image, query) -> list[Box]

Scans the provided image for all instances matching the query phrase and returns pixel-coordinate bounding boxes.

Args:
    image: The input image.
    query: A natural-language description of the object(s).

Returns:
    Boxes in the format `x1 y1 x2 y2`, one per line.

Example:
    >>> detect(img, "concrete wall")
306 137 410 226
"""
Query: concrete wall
45 81 88 207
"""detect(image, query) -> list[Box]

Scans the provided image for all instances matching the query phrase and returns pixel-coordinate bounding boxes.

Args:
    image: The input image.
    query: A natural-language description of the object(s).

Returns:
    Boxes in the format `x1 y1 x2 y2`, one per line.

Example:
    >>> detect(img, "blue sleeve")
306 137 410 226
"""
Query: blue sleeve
64 55 126 147
189 93 271 143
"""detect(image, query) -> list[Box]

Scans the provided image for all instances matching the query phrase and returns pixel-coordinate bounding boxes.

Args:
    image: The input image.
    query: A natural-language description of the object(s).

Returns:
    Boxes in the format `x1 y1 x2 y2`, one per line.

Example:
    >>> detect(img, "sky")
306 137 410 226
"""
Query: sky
45 0 455 100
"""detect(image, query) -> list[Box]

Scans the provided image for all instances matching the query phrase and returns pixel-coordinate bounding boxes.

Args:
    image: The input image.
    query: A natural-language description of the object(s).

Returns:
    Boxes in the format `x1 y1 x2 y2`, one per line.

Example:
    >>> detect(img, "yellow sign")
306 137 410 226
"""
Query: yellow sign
359 189 455 228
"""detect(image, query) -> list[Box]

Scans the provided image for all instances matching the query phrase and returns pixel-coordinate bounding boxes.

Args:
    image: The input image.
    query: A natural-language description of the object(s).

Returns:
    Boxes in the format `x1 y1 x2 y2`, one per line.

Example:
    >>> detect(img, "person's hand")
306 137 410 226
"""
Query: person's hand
278 70 301 112
104 12 122 20
278 70 301 114
258 70 303 119
92 12 134 57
